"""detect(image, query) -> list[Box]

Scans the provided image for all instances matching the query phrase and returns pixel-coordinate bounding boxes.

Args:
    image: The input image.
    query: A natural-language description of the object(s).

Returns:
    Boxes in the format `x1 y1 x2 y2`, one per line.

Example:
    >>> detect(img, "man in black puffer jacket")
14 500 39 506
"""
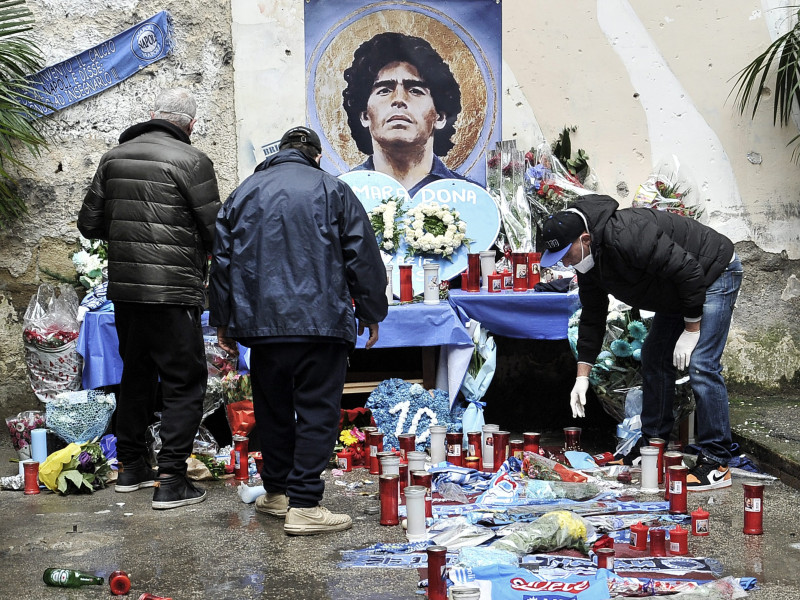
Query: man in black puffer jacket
540 194 742 491
78 88 221 509
209 126 388 535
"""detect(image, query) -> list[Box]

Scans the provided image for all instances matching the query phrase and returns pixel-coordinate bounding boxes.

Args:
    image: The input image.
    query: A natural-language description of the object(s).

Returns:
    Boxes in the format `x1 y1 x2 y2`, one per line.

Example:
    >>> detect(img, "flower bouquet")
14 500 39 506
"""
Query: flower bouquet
632 155 704 221
491 510 591 555
368 196 406 254
220 371 256 438
403 202 472 262
204 340 237 421
487 140 533 252
72 235 108 290
5 410 45 460
39 438 115 494
45 390 116 444
336 407 372 467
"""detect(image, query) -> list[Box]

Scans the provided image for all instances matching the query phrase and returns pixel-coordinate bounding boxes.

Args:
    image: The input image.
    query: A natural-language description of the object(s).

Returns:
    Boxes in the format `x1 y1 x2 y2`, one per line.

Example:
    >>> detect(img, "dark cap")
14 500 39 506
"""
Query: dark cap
279 126 322 153
540 210 588 267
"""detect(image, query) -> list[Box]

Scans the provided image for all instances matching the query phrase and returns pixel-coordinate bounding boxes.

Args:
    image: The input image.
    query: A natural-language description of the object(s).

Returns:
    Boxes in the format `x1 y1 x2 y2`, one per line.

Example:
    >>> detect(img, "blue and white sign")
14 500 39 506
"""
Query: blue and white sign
340 171 501 297
19 11 173 116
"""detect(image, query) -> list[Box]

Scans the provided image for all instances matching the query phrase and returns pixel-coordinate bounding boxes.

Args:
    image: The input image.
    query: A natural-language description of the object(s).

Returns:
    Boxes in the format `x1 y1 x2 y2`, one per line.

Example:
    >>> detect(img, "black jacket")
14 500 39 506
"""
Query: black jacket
77 120 221 306
208 149 388 347
572 194 734 364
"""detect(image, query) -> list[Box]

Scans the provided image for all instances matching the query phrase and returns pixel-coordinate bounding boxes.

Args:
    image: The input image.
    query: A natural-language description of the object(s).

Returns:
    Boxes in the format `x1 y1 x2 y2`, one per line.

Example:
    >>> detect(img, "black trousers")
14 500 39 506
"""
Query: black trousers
250 342 348 508
114 302 206 475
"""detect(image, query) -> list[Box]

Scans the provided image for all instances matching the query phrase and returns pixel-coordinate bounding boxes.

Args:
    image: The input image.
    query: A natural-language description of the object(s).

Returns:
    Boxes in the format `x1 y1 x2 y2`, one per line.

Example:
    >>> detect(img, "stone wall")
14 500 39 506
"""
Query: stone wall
0 1 237 416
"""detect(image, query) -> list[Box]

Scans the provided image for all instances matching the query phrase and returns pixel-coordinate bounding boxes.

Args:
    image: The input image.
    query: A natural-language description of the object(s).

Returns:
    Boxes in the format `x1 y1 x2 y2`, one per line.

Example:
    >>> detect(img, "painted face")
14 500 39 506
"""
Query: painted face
359 61 446 151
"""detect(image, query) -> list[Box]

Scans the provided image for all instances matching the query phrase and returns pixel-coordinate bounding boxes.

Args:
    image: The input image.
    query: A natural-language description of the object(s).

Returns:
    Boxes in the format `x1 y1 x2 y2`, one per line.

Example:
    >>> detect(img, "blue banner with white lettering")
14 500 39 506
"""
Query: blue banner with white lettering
19 11 173 116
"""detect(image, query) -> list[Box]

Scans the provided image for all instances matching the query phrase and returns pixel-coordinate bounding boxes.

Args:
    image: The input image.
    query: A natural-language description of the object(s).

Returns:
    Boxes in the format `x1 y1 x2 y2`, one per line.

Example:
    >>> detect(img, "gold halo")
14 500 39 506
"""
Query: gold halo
313 8 487 171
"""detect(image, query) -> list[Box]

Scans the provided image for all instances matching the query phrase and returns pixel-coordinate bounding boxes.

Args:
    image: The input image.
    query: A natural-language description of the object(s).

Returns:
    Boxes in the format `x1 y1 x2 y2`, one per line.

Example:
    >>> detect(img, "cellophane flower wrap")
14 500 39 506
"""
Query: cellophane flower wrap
568 300 695 426
39 437 115 494
632 155 704 221
23 284 82 402
5 410 46 460
204 340 236 421
220 371 255 437
490 510 591 555
45 390 116 444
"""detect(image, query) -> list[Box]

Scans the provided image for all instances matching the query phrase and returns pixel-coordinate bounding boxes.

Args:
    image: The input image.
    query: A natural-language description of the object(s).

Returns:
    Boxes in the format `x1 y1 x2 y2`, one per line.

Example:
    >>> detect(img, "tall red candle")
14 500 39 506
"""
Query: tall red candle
367 430 383 475
512 252 528 291
23 460 40 495
743 483 764 535
668 465 688 514
492 431 510 471
233 435 249 481
411 470 433 518
466 431 482 466
446 432 463 466
399 265 413 302
426 545 448 600
397 433 416 459
527 252 541 288
649 528 667 557
466 254 481 292
523 432 540 455
662 451 683 501
649 438 667 484
379 474 399 526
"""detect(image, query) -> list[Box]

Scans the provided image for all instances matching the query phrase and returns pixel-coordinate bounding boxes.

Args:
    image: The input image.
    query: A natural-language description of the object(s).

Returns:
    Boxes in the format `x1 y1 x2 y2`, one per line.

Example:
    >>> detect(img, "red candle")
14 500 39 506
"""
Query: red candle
379 474 399 526
523 432 540 455
662 451 684 501
492 431 510 471
501 268 513 289
563 427 582 451
426 545 448 600
466 254 481 292
464 456 481 470
398 433 416 459
446 432 463 466
399 460 408 497
691 507 710 536
649 528 667 557
466 431 482 465
509 440 524 460
743 483 764 535
487 272 502 292
336 449 352 472
367 430 383 475
528 252 541 288
512 252 528 291
629 521 649 551
233 435 249 481
411 470 433 518
399 265 413 302
649 438 667 484
668 465 688 514
595 547 615 570
669 525 689 556
23 460 40 495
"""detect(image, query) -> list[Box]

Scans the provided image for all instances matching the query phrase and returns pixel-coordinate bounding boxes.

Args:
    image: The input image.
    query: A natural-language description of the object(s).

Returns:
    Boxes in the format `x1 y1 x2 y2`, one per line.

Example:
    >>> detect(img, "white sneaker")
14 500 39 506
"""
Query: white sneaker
284 506 352 536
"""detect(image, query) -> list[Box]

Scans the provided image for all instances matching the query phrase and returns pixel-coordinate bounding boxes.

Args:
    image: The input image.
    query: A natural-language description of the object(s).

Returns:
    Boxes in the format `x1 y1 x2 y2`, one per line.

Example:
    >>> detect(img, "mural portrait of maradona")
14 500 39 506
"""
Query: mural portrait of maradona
306 5 498 192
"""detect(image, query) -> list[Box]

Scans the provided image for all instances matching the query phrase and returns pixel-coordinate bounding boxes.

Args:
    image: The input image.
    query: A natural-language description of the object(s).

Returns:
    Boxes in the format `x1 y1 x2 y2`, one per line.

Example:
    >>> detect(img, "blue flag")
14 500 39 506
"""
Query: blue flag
19 11 173 116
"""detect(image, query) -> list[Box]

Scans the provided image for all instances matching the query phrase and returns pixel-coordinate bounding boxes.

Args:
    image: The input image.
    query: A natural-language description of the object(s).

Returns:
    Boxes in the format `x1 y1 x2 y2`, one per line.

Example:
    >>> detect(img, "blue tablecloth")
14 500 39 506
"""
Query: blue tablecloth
77 302 474 393
448 289 580 340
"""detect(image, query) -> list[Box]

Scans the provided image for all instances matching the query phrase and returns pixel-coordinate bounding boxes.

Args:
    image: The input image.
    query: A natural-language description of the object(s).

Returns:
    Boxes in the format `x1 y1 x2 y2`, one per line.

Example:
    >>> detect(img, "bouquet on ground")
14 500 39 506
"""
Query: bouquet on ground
632 155 704 221
368 196 406 253
491 510 591 555
335 407 372 467
404 201 471 261
39 437 115 494
220 371 255 437
5 410 45 460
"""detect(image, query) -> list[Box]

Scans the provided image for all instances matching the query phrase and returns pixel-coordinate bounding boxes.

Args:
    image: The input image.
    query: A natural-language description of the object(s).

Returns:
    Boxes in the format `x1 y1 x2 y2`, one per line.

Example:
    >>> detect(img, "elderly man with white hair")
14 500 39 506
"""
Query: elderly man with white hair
78 88 221 509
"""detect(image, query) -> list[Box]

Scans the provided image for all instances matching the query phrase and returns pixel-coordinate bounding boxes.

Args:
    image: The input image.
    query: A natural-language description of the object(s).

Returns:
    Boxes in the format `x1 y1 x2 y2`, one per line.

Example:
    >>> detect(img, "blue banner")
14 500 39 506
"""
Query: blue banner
19 11 173 116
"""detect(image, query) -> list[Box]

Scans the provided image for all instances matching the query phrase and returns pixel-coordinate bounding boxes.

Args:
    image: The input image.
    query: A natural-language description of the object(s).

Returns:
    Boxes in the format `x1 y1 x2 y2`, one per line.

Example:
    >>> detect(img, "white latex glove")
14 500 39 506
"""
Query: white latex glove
673 329 700 370
570 376 589 418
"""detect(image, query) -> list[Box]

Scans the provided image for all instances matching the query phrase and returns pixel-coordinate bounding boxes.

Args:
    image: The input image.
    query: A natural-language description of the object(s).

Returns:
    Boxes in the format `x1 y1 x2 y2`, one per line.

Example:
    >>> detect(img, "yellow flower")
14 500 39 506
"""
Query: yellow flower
339 430 358 447
39 443 81 491
547 510 587 540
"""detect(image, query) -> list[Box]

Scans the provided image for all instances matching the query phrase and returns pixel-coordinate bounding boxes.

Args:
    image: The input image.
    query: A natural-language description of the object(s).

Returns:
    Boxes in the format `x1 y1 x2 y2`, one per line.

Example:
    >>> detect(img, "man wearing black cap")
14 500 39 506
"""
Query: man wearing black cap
540 194 742 491
208 126 388 534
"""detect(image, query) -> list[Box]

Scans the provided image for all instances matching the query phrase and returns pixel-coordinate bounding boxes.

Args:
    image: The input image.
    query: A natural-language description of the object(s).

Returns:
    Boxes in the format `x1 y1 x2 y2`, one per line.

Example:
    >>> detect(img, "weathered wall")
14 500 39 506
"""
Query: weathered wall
0 0 236 415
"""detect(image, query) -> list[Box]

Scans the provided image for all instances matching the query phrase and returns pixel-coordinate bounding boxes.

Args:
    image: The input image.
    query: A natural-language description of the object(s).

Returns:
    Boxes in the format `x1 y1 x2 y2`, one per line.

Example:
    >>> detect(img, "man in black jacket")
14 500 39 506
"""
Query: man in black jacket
540 194 742 491
209 126 388 535
78 88 221 509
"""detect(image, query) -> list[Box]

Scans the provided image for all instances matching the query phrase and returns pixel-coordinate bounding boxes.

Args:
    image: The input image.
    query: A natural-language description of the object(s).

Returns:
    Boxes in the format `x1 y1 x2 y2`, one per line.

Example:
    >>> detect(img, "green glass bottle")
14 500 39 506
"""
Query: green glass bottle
42 568 104 588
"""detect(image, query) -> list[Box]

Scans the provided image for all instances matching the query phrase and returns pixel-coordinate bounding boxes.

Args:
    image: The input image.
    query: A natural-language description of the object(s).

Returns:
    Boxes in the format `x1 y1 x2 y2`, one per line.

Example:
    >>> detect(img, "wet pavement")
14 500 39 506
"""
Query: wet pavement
2 396 800 599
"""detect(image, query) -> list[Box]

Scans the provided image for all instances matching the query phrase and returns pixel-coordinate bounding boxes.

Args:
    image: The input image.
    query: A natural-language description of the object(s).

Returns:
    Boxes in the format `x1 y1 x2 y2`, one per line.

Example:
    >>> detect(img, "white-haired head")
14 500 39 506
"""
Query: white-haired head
151 88 197 134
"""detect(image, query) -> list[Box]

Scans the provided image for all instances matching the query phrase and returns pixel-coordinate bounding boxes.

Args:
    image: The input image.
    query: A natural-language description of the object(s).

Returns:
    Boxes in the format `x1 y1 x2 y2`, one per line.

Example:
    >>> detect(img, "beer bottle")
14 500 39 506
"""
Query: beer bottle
43 568 103 588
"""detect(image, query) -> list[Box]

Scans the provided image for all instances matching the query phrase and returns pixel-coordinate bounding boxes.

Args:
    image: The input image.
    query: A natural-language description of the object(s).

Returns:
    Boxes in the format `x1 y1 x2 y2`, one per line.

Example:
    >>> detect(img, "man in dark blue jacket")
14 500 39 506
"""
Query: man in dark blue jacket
209 126 388 535
540 195 742 491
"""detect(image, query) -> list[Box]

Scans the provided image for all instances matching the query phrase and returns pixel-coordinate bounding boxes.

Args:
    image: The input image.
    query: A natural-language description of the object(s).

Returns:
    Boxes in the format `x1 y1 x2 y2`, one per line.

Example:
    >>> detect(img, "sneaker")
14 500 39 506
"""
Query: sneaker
610 437 646 467
284 506 353 536
255 492 289 517
687 456 731 491
115 458 157 493
151 474 207 510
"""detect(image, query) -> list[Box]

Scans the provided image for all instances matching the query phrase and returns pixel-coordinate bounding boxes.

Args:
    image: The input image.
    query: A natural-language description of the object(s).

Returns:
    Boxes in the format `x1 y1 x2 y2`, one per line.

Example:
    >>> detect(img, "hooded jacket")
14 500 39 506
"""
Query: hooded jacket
571 194 734 365
207 149 388 347
77 120 221 307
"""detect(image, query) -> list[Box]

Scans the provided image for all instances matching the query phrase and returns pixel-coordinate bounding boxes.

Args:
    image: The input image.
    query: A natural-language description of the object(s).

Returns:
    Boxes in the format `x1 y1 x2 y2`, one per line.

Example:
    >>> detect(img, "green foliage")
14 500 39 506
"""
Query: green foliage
729 8 800 162
0 0 48 227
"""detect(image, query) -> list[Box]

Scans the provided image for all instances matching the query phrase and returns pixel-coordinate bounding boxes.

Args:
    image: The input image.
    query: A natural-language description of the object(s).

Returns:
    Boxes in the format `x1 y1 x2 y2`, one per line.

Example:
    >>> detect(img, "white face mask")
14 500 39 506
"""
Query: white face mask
573 237 595 273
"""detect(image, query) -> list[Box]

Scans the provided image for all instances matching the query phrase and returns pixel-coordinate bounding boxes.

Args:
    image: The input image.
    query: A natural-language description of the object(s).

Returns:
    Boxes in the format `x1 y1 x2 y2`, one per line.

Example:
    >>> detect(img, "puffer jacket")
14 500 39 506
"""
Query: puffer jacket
208 149 388 347
77 120 221 306
571 194 734 364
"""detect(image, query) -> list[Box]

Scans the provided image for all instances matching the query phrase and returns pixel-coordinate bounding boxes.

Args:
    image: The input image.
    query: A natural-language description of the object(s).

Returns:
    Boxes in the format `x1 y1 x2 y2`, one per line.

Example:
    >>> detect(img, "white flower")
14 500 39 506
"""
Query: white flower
458 222 467 233
383 241 394 250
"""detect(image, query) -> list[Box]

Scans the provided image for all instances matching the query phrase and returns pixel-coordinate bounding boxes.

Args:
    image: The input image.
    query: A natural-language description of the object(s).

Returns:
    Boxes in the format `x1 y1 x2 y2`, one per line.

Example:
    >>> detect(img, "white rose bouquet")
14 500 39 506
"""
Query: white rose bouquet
368 196 406 253
404 201 472 262
72 235 108 289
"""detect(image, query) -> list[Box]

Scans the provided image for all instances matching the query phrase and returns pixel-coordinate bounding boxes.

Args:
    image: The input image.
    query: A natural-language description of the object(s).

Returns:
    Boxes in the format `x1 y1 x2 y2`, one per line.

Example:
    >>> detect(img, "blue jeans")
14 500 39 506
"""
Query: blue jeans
640 256 743 465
